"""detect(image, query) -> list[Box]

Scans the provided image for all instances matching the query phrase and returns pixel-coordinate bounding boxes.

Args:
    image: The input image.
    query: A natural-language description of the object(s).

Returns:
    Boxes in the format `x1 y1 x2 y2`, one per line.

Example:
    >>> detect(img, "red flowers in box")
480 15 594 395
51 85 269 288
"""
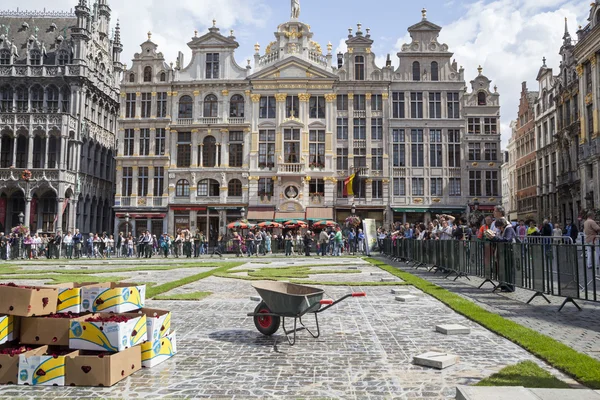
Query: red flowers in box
0 346 32 356
84 315 130 323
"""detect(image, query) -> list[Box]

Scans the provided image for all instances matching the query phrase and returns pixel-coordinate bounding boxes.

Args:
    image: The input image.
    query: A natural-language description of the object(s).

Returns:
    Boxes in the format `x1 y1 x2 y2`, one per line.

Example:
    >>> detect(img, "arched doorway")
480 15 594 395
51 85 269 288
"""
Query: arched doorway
38 190 58 233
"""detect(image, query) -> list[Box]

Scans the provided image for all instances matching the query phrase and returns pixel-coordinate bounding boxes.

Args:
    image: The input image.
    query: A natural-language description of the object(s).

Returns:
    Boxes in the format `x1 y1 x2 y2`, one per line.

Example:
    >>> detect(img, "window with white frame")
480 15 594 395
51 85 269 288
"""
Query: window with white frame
468 117 481 134
393 178 406 196
429 129 442 167
410 92 423 118
371 148 383 171
371 117 383 140
412 178 424 196
337 117 348 140
448 129 460 167
429 92 441 118
449 178 461 196
430 178 443 196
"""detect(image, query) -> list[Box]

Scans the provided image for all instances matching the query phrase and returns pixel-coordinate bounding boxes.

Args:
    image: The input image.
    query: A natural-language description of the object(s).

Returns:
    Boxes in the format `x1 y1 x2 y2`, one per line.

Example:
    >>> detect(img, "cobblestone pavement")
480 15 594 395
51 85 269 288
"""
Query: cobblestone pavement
0 257 576 399
379 256 600 361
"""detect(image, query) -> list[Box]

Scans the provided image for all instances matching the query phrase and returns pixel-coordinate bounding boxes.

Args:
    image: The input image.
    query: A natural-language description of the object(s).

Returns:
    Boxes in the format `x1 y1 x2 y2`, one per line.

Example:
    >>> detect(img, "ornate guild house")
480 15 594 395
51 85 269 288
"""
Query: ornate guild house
114 3 502 241
0 0 121 234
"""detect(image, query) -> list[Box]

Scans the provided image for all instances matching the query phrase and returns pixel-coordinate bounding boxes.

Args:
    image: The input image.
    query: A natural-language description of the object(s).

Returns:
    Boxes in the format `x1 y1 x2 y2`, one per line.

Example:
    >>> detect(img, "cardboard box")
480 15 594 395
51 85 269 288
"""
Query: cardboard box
0 345 44 384
51 283 111 314
136 308 171 342
0 315 19 345
21 314 89 346
65 346 141 387
141 330 177 368
18 346 78 386
0 285 58 317
81 283 146 313
69 313 147 352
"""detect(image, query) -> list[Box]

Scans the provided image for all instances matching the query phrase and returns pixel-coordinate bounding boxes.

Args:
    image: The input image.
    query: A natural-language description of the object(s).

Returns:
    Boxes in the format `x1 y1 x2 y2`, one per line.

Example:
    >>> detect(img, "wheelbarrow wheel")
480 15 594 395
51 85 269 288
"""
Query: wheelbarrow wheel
253 302 280 336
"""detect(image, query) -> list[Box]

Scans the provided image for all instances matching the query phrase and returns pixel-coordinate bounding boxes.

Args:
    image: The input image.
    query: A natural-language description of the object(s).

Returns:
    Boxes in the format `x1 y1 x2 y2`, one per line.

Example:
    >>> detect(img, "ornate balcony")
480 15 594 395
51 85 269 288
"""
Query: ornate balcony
117 196 168 208
278 163 305 174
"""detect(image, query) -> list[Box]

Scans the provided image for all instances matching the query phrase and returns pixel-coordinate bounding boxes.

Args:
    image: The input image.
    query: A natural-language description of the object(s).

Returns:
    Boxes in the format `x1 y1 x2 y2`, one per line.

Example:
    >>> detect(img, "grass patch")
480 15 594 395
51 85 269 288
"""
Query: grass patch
0 263 216 277
475 361 570 388
366 257 600 389
247 266 360 279
154 291 212 301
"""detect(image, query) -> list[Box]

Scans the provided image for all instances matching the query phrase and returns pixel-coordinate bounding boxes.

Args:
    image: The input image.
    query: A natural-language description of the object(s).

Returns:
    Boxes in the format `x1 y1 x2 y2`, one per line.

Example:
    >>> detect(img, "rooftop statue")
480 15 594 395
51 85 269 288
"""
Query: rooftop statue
291 0 300 19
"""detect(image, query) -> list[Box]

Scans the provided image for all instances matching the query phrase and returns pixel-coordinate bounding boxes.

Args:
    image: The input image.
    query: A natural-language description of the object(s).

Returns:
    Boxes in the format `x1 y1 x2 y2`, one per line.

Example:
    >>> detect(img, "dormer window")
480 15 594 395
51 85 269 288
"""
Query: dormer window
129 73 135 83
354 55 365 81
0 50 11 65
57 51 69 66
477 91 487 106
143 66 152 82
412 61 420 81
430 61 439 81
160 72 166 82
29 50 41 66
206 53 219 79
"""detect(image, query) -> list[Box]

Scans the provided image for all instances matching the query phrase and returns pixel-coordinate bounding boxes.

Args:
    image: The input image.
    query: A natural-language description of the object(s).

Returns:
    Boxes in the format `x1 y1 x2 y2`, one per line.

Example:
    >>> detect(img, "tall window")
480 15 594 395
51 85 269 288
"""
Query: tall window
392 92 405 118
58 50 71 65
469 171 482 196
449 178 461 196
468 143 481 161
48 136 59 169
229 131 243 168
371 117 383 140
160 72 166 82
0 50 10 65
286 95 299 118
371 148 383 171
485 171 499 196
140 129 150 156
477 91 487 105
138 167 149 196
355 55 365 80
61 87 70 113
410 92 423 118
284 128 301 163
448 129 460 167
0 135 11 167
229 94 245 118
372 94 383 111
429 92 441 118
431 61 439 81
484 143 497 161
125 93 136 118
353 118 366 139
0 85 13 112
153 167 164 197
198 179 219 197
47 85 59 111
16 86 28 112
337 117 348 140
259 96 276 118
430 178 443 196
228 179 242 197
155 128 166 155
31 85 44 110
468 118 481 134
354 94 366 110
484 117 497 134
336 148 348 170
309 179 325 195
29 50 41 65
176 179 190 197
178 95 193 119
586 62 593 94
203 94 218 117
354 147 366 167
392 129 405 167
157 92 167 118
588 104 594 138
309 96 325 118
309 130 325 167
177 132 191 168
412 61 420 81
258 178 274 196
202 136 217 167
337 94 348 111
411 129 424 167
372 180 383 199
412 178 424 196
206 53 220 79
32 136 43 168
429 129 442 167
122 167 133 196
447 92 460 118
141 92 151 118
129 73 135 83
143 66 152 82
124 129 134 156
259 129 275 168
393 178 406 196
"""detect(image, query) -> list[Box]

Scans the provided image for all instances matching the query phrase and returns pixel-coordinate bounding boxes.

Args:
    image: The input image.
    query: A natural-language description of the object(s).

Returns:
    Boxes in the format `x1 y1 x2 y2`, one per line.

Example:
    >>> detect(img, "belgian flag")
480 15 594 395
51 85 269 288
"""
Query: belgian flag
343 173 355 196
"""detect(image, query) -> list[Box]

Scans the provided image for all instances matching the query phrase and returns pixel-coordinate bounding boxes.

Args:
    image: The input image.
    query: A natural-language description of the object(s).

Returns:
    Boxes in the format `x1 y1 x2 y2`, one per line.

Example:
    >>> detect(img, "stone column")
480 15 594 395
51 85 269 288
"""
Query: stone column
149 128 156 156
69 197 78 232
60 136 67 170
56 198 64 232
216 144 221 167
133 128 140 156
220 129 229 167
27 135 34 169
249 94 261 169
24 198 31 228
191 129 199 167
348 93 355 171
169 129 177 167
199 144 204 167
132 166 139 196
148 167 155 199
221 89 230 122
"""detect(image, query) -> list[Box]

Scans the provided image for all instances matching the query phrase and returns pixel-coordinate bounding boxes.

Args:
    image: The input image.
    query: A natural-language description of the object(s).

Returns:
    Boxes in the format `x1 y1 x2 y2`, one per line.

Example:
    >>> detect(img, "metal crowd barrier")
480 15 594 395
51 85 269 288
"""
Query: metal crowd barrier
382 238 600 311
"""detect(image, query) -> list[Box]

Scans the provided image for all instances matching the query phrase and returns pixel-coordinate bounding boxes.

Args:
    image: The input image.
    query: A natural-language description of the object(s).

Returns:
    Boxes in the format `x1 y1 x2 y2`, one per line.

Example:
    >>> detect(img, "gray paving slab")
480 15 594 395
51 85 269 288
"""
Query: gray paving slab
530 388 600 399
455 386 539 400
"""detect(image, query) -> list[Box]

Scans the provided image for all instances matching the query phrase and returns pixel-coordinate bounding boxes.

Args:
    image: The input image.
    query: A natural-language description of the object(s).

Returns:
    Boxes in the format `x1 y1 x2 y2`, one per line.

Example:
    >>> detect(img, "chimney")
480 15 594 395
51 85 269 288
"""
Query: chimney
337 52 343 69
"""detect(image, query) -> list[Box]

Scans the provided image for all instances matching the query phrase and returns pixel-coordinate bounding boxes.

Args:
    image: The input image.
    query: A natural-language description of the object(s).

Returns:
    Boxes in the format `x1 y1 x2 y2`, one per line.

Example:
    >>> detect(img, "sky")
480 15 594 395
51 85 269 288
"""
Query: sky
3 0 595 148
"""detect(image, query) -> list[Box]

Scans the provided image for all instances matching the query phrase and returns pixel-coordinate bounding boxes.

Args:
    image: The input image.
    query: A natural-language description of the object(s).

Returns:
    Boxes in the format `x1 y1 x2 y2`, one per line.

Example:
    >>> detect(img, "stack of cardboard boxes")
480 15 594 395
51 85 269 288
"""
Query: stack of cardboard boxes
0 282 177 387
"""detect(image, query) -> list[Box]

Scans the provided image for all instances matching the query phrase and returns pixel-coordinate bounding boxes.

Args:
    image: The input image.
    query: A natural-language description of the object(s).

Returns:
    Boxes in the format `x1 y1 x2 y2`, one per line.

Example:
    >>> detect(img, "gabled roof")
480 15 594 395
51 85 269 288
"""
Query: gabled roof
248 56 338 80
407 20 442 33
187 28 239 50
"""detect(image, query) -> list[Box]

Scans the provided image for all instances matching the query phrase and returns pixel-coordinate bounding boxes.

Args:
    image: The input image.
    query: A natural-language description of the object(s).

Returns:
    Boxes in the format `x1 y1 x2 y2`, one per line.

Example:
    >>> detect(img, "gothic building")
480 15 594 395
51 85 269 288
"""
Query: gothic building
0 0 121 234
115 6 501 239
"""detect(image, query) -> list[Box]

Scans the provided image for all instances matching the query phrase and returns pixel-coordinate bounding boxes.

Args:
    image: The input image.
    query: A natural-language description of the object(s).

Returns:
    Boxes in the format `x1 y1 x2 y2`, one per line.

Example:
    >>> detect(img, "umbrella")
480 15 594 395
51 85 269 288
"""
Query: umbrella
227 221 254 230
257 221 283 228
284 219 308 228
313 220 338 228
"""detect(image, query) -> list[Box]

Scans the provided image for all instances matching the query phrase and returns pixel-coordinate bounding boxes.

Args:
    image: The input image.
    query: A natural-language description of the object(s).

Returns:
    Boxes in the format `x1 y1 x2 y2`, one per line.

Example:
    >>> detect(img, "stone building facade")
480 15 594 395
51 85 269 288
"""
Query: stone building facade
115 7 501 239
0 0 120 234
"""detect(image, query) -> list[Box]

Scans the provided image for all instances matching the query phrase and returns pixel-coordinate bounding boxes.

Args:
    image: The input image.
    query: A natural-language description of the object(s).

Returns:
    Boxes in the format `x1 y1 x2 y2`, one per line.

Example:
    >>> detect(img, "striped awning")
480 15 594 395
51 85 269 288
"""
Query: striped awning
247 208 275 221
306 207 334 221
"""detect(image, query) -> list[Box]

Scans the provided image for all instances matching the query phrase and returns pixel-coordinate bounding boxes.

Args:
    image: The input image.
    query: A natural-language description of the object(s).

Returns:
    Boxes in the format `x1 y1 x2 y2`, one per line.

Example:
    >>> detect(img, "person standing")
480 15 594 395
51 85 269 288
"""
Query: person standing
319 229 329 256
116 232 123 257
54 231 62 259
254 229 263 257
304 230 313 256
516 220 527 241
284 231 293 256
73 229 82 258
334 227 343 256
194 230 201 257
64 231 73 259
564 219 579 243
488 217 517 292
584 212 600 269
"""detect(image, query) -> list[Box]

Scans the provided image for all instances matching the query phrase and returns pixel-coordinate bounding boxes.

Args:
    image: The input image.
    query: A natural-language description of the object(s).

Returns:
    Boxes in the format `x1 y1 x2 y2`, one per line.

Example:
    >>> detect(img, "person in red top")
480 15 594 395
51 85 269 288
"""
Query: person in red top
477 215 493 240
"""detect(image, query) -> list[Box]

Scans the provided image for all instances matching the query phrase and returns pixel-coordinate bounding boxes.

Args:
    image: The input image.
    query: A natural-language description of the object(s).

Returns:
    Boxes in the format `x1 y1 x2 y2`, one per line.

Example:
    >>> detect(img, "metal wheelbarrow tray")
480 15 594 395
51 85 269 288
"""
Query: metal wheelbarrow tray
247 281 366 345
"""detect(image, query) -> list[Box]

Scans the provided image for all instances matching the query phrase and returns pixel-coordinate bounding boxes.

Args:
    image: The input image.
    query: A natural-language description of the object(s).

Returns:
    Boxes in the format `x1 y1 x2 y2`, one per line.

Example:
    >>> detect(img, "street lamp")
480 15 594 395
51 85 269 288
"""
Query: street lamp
18 212 24 225
124 213 130 237
351 203 356 215
240 207 246 221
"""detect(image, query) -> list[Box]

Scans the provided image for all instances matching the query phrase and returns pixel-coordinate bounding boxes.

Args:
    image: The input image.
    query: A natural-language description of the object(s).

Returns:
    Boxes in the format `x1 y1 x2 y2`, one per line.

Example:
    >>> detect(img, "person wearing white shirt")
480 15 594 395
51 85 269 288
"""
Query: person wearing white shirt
439 221 453 240
63 232 74 259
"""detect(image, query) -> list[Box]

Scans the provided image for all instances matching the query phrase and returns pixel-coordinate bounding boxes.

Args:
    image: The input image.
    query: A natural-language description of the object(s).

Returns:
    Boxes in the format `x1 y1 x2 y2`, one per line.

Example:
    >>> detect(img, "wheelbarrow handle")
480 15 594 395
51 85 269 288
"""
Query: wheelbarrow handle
352 292 366 297
316 292 366 313
320 299 334 305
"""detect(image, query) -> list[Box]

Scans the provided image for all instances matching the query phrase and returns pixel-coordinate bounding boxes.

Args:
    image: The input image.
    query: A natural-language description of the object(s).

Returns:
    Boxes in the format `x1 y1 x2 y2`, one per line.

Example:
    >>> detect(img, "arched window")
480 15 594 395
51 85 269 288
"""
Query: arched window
202 136 217 167
178 95 193 119
160 72 166 82
477 91 487 106
228 179 242 197
31 85 44 111
354 55 365 80
32 135 44 168
431 61 439 81
412 61 420 81
61 87 70 113
15 86 28 112
548 93 554 108
15 135 28 168
175 179 190 197
129 73 135 83
143 66 152 82
46 85 59 111
0 85 13 112
57 50 69 66
0 49 11 65
0 135 13 168
203 94 218 117
48 136 60 168
229 94 245 118
197 179 220 197
29 50 41 65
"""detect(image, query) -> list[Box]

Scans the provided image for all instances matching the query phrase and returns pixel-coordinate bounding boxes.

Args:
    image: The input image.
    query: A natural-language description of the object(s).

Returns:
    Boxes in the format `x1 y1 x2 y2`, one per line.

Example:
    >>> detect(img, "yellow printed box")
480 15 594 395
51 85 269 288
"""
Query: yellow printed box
135 308 171 342
0 315 19 345
81 283 146 313
18 348 78 386
141 331 177 368
51 283 111 314
69 313 147 352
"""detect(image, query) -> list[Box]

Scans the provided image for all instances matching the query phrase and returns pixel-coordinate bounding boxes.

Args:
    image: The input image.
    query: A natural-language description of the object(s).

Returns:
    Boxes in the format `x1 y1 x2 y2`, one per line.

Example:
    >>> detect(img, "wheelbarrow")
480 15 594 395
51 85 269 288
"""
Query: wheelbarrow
247 281 366 345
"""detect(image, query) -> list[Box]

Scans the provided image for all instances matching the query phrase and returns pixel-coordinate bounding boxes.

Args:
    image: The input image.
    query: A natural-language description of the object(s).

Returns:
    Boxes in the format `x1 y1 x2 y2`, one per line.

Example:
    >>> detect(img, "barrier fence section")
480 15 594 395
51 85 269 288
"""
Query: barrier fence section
382 238 600 311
